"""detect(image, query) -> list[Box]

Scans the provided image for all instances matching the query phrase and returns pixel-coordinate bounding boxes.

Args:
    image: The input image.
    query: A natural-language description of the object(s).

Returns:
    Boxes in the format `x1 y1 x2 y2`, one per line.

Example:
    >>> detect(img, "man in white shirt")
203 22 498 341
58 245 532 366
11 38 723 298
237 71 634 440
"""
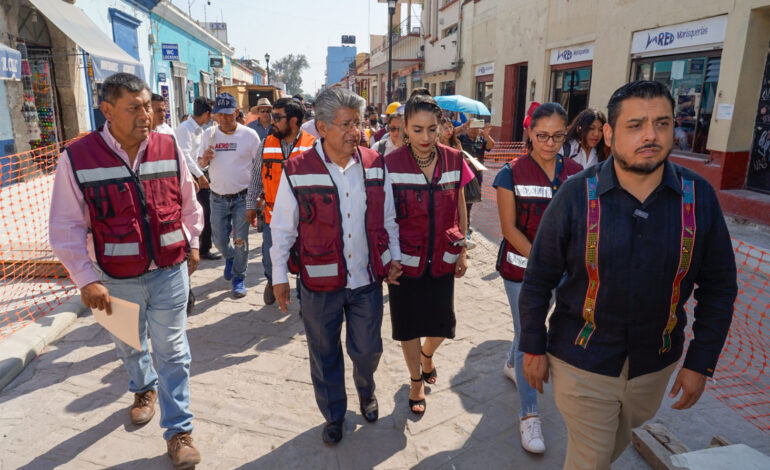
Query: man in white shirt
198 93 261 298
270 88 402 445
150 94 175 135
176 96 220 260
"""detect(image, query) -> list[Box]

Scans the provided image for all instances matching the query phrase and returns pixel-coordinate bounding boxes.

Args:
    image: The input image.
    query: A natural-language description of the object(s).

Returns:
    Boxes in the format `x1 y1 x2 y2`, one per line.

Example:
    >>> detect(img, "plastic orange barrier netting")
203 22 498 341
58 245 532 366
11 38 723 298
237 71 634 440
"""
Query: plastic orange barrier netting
472 143 770 435
0 135 85 341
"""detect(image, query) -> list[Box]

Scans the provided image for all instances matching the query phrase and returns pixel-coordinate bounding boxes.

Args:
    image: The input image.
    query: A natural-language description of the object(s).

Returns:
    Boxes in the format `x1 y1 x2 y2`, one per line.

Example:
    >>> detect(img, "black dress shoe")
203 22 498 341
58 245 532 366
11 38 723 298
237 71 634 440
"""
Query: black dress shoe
359 396 378 423
322 420 344 445
200 251 222 260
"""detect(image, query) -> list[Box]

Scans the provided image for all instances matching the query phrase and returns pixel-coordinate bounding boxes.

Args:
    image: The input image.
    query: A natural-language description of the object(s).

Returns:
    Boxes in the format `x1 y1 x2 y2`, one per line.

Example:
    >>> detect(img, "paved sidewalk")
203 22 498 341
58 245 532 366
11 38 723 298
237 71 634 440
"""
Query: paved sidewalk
0 230 768 469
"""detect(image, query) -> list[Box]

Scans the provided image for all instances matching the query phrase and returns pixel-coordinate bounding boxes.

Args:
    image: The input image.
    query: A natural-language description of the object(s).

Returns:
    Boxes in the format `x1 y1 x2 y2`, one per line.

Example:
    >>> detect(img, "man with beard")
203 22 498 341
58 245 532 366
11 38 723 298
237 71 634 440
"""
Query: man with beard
247 97 315 305
519 81 737 470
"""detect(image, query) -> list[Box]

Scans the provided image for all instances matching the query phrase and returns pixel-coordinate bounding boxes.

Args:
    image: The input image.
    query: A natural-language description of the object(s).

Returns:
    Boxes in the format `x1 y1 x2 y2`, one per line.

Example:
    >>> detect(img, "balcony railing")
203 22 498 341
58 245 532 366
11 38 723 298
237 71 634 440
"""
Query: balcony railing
371 16 422 55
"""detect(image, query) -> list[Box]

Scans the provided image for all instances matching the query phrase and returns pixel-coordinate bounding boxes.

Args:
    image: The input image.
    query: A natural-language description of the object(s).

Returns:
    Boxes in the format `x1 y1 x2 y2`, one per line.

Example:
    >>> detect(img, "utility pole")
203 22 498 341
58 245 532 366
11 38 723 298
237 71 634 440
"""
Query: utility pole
387 0 396 104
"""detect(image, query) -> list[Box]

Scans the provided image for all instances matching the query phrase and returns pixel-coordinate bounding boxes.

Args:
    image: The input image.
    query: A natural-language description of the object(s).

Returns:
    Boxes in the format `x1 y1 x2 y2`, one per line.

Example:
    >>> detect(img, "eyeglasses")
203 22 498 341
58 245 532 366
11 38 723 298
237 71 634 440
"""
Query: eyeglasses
388 126 401 133
271 114 287 122
259 109 271 114
534 133 567 144
329 120 362 132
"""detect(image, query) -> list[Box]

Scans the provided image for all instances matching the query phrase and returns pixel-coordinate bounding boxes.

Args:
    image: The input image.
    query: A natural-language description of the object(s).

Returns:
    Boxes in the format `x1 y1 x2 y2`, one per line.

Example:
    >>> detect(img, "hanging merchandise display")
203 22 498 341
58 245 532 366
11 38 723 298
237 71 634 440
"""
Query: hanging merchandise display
28 52 59 148
16 41 41 142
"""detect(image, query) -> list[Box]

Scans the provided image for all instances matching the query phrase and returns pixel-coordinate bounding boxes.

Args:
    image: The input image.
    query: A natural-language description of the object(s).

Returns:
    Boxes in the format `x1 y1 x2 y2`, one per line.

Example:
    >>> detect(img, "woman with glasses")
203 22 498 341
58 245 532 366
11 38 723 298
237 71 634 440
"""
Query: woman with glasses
562 108 608 169
375 113 404 156
439 117 462 151
493 102 583 454
385 91 476 415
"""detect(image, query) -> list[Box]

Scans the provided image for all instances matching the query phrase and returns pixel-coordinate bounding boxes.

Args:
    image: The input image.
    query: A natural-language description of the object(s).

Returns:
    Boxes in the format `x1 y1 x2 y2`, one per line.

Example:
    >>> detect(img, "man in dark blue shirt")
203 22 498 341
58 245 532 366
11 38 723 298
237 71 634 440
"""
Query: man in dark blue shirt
519 81 737 470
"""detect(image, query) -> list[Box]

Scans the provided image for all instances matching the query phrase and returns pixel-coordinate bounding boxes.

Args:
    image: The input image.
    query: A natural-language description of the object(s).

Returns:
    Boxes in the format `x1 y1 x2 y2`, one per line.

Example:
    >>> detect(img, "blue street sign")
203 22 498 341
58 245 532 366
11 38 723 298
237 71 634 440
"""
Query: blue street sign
157 72 167 82
161 43 179 61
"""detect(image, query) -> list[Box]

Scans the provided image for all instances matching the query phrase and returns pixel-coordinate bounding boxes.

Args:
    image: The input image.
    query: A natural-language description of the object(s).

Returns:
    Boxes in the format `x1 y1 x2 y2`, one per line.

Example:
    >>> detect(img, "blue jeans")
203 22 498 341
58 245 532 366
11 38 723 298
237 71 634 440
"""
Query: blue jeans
503 279 538 418
210 192 249 280
262 222 272 284
300 282 383 422
98 263 193 440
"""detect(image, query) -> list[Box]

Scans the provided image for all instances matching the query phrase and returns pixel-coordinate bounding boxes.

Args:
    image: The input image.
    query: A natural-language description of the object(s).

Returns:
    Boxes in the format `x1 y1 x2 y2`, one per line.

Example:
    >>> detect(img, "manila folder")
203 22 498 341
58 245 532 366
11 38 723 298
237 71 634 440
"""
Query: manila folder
92 297 141 350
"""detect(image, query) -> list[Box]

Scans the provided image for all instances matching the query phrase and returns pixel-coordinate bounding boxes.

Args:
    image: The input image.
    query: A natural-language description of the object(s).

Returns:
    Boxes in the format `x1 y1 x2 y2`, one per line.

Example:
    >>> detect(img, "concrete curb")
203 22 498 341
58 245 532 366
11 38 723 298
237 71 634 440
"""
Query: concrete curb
0 296 87 393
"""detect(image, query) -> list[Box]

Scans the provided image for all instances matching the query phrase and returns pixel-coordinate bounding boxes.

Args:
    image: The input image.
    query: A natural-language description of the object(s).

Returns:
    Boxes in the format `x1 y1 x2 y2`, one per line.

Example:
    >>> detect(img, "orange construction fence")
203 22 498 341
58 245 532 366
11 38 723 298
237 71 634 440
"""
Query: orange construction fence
0 135 85 341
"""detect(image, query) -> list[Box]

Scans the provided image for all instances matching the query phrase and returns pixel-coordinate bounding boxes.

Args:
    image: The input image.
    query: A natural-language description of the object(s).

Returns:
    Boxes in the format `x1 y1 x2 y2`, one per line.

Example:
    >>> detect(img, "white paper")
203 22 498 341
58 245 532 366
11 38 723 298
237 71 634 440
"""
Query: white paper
671 60 686 80
462 150 488 172
92 297 141 350
716 103 733 120
670 444 770 469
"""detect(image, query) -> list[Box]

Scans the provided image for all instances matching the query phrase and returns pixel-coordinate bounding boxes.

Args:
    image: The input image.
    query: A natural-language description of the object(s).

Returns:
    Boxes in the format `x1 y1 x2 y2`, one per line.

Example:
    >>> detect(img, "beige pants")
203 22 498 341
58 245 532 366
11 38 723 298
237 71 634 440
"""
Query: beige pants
549 354 677 470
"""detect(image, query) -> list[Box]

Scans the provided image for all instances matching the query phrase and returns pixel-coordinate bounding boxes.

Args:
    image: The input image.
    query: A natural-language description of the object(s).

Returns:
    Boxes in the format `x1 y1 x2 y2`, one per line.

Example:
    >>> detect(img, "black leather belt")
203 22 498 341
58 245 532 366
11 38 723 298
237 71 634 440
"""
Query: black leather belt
212 188 248 199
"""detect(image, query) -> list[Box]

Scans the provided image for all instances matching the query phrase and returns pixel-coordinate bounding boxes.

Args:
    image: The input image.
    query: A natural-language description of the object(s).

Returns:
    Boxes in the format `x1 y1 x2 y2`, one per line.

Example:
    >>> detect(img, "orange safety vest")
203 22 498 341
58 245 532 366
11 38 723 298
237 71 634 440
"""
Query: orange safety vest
261 130 316 224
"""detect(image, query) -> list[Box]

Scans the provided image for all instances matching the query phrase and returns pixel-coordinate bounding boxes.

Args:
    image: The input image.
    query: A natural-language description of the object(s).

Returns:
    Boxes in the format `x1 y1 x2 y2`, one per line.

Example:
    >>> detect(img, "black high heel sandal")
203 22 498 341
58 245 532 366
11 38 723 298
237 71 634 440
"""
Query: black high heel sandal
421 350 437 384
408 376 426 415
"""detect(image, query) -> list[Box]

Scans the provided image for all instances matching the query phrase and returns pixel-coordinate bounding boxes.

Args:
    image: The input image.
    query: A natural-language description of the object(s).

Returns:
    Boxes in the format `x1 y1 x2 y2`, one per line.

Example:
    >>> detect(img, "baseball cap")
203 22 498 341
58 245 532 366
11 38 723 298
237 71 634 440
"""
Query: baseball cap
213 93 237 114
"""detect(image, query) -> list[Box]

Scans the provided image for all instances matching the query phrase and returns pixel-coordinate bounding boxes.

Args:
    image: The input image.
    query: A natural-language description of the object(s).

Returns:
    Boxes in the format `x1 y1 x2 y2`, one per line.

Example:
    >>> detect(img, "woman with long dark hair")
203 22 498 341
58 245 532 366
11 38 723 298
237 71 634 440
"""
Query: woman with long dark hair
385 91 476 415
562 108 607 169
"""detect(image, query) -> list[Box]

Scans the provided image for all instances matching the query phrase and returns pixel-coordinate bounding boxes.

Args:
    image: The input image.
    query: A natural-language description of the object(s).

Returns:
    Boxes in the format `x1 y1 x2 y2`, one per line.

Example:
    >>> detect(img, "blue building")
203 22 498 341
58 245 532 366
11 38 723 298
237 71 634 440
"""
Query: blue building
326 46 357 87
151 0 234 126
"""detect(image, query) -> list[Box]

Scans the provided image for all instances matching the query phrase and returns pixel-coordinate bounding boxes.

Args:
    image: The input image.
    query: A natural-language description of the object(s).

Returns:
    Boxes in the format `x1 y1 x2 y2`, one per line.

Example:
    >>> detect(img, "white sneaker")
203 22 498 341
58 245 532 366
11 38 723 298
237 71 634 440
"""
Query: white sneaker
503 361 518 388
520 415 546 454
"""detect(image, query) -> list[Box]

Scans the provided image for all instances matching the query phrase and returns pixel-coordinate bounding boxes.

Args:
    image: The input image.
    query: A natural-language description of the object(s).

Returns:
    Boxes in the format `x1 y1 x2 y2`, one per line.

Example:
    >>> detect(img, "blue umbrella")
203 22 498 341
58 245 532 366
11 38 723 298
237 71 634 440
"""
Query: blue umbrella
434 95 491 116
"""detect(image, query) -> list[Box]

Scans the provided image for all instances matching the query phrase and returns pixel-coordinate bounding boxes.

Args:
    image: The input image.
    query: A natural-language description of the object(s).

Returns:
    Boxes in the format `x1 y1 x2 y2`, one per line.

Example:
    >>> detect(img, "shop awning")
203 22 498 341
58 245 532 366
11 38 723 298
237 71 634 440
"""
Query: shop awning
28 0 144 81
0 42 21 80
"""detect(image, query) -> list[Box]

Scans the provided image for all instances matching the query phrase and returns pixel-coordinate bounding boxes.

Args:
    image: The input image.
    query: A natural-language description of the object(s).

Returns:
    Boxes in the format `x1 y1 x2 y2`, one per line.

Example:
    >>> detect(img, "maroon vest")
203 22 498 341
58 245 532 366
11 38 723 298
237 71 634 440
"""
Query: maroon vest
284 144 392 292
496 154 583 281
67 130 189 279
386 143 465 279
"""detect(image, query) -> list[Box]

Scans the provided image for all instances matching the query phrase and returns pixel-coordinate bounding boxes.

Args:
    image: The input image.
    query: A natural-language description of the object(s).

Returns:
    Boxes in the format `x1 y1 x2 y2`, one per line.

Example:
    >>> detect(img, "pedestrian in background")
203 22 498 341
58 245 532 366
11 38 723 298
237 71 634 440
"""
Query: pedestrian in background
176 96 221 260
385 91 475 415
247 98 272 141
374 112 403 156
269 88 402 445
458 119 494 239
520 81 737 470
562 108 608 169
49 73 204 468
246 97 315 306
198 92 261 298
439 116 462 151
494 102 583 454
150 93 174 135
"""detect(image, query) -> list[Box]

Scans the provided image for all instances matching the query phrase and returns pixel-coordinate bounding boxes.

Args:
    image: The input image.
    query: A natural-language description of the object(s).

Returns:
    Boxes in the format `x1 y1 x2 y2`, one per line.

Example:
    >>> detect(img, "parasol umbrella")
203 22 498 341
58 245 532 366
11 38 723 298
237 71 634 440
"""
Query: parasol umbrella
434 95 491 116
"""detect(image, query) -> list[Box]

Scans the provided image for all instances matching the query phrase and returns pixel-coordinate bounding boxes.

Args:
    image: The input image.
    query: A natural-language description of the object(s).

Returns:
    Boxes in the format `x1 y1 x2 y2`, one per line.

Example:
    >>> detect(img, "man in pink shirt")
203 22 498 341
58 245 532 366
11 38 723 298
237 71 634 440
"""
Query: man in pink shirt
49 73 203 469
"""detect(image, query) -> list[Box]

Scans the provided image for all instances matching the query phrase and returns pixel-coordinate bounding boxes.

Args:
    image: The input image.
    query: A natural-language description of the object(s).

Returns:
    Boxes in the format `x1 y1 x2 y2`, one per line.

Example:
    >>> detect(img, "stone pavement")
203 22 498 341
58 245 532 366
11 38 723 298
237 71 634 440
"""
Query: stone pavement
1 229 768 469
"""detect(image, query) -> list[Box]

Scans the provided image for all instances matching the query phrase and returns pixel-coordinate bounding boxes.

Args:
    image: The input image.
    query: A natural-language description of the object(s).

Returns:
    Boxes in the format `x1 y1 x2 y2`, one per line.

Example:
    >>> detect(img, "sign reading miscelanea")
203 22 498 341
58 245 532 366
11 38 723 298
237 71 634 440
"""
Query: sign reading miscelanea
631 15 728 54
550 43 594 65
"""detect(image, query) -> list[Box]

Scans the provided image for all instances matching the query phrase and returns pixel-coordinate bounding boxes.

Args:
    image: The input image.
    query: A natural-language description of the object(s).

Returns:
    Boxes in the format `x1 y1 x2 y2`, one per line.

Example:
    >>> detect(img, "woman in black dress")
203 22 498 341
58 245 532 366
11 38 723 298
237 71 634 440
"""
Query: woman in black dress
385 92 474 414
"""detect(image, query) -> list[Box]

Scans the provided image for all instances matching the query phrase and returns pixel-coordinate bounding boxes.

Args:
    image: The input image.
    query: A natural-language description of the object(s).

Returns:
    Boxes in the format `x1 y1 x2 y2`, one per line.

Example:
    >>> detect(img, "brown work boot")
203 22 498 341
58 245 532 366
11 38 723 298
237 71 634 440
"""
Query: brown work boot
129 389 157 425
263 282 276 305
167 432 201 469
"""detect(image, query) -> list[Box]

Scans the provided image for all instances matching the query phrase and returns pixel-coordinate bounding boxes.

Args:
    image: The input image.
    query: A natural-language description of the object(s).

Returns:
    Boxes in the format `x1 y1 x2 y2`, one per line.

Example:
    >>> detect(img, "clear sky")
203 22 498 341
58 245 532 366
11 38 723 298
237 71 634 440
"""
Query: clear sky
170 0 419 95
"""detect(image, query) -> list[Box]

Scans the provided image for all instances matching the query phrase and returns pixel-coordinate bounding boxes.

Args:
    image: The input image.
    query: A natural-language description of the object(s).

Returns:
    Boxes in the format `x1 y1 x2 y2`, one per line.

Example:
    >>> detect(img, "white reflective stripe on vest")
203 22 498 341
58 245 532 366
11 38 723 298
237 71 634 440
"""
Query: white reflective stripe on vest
104 242 140 257
139 159 178 176
442 251 459 264
160 229 185 247
75 166 132 183
288 173 334 188
365 167 384 180
437 170 461 185
262 148 284 154
381 249 391 266
305 263 338 278
506 251 528 268
296 145 314 152
389 172 427 185
400 253 421 267
514 185 552 199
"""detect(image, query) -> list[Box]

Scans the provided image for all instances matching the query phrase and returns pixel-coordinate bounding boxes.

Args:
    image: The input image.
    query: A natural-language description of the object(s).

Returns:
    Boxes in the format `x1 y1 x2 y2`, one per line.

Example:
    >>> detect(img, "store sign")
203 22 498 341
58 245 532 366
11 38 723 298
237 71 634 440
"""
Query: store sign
550 43 594 65
209 57 224 69
475 63 494 76
0 47 20 80
631 15 727 54
161 43 179 61
161 85 171 123
157 72 166 82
